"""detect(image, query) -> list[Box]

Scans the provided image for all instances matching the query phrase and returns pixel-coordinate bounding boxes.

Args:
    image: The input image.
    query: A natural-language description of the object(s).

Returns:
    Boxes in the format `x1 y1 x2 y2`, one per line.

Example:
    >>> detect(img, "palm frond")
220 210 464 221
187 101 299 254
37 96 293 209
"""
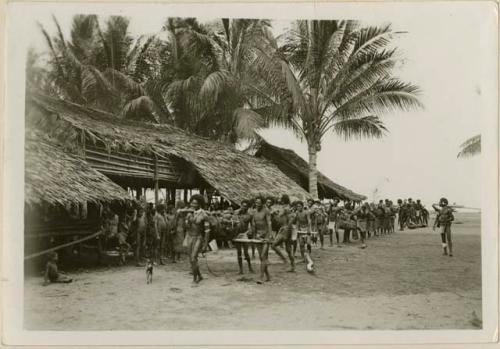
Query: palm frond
457 134 481 158
121 95 159 122
232 107 266 140
199 70 235 106
331 115 387 140
332 78 422 121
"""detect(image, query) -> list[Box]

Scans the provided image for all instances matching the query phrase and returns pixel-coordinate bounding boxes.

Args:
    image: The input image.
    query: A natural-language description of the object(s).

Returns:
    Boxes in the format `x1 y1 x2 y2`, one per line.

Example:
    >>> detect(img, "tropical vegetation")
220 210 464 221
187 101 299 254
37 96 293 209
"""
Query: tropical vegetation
457 135 481 158
28 15 422 198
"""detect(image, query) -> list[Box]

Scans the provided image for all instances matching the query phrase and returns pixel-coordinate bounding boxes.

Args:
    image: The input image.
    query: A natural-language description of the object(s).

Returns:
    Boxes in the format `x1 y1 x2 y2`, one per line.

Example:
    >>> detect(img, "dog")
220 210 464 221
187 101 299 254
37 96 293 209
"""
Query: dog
145 258 153 284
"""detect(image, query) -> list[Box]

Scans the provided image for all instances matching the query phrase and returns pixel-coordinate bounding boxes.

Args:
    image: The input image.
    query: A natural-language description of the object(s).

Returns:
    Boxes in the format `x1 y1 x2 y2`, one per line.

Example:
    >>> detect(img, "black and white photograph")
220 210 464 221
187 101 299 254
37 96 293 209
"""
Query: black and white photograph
2 0 498 346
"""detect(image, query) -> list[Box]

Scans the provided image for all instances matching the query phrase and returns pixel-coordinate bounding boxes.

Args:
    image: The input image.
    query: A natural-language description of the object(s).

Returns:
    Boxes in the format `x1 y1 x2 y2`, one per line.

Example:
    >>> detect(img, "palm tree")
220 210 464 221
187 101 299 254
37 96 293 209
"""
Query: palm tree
250 20 422 198
163 18 275 143
457 135 481 158
37 14 164 122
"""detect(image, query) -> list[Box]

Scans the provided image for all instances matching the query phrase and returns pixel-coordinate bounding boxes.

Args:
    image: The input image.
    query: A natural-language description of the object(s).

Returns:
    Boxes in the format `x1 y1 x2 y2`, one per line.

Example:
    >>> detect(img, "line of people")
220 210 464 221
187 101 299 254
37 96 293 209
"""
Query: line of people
98 194 432 285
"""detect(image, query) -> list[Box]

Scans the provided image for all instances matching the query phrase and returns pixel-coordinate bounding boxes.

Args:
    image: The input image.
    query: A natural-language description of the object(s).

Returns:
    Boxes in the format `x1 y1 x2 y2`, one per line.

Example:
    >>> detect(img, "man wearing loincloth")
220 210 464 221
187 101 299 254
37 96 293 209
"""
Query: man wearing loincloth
154 204 168 265
185 195 211 284
328 199 342 245
270 194 295 272
172 201 187 263
233 200 254 274
252 197 272 283
313 200 328 248
292 201 312 263
354 203 372 249
433 197 455 256
397 199 406 231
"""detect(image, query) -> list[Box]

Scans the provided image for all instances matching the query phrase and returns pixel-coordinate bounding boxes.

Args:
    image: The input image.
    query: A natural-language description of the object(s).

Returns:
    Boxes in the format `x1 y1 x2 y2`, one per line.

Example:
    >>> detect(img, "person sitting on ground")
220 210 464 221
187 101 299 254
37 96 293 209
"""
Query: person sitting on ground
43 252 72 286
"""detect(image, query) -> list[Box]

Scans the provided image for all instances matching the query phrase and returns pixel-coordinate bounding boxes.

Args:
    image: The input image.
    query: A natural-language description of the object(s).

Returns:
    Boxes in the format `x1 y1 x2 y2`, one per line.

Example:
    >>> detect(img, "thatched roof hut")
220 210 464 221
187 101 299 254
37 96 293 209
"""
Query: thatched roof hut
252 139 366 202
27 92 311 204
25 130 130 206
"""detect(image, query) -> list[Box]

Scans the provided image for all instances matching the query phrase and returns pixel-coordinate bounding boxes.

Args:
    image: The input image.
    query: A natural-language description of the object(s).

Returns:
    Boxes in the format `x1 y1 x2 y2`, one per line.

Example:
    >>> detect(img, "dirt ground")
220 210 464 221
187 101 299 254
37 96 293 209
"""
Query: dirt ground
24 212 482 330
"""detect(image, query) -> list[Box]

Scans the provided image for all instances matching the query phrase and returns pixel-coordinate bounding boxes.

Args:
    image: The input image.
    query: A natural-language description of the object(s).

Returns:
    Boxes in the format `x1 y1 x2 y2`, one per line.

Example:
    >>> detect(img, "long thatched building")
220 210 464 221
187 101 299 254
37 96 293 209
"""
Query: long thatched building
251 138 366 202
27 92 311 205
25 130 131 260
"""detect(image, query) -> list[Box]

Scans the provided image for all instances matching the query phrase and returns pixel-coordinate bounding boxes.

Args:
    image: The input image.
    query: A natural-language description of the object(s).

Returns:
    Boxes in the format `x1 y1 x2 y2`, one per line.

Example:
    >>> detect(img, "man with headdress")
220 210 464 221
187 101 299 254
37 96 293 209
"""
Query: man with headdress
433 197 455 256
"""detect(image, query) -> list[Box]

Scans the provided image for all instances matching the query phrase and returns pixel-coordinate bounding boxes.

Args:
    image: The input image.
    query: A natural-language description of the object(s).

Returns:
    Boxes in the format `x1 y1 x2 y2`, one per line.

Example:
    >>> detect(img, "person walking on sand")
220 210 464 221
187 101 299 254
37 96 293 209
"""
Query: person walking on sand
433 197 455 256
353 203 372 249
184 195 211 284
232 200 254 275
270 194 295 272
252 197 272 283
172 201 187 263
328 199 341 246
154 204 168 265
292 201 313 266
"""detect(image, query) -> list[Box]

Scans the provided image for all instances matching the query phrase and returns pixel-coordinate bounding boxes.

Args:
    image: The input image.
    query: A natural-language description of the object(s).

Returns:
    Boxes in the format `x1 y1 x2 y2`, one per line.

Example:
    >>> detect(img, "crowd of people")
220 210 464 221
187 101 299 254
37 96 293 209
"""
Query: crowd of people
92 193 444 286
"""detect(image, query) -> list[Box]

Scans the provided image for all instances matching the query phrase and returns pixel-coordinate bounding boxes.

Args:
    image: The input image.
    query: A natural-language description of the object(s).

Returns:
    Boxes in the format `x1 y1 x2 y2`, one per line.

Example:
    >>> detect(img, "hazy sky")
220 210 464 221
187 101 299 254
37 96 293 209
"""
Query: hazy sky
25 2 495 208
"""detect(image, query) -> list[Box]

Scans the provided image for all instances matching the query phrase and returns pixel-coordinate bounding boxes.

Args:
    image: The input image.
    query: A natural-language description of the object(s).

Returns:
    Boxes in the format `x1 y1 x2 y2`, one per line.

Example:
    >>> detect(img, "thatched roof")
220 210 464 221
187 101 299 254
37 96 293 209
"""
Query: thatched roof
25 130 130 206
253 139 366 202
27 92 311 204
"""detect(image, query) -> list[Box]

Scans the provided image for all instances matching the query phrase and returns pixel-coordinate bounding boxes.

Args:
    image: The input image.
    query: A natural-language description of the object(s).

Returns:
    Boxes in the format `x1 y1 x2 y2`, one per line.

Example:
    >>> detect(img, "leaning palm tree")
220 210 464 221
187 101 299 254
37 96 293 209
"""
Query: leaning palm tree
457 134 481 158
251 20 422 198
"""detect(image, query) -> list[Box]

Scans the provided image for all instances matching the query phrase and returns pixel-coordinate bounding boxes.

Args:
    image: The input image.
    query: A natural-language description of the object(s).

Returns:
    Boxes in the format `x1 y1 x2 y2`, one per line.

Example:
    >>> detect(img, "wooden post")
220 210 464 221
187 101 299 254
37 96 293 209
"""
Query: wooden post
154 155 159 206
183 189 188 202
169 188 176 204
81 129 86 159
135 186 141 200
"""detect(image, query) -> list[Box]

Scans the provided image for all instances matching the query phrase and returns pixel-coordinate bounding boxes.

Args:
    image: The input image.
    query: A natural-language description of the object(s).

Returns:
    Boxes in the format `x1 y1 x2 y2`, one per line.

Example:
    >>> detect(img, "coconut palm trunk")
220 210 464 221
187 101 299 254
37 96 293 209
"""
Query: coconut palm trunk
308 144 319 199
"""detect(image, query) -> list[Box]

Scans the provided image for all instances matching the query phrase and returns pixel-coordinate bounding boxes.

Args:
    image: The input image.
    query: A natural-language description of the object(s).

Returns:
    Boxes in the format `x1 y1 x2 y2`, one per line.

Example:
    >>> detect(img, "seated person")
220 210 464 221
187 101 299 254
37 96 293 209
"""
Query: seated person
43 252 72 286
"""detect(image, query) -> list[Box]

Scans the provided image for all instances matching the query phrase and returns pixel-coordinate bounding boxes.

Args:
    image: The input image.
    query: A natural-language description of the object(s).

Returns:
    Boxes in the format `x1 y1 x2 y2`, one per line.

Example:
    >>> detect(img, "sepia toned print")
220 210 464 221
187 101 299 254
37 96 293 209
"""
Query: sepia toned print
9 1 494 340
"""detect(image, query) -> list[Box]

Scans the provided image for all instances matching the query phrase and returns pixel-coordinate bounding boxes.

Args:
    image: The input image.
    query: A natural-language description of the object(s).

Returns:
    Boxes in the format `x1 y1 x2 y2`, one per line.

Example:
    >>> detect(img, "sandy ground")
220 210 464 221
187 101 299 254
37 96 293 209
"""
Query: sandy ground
24 212 482 330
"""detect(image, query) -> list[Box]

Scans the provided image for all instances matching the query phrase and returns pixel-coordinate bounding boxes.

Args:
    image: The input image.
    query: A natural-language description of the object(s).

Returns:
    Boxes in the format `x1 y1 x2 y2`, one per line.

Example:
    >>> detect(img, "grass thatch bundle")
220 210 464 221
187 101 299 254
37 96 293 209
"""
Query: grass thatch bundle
25 130 130 206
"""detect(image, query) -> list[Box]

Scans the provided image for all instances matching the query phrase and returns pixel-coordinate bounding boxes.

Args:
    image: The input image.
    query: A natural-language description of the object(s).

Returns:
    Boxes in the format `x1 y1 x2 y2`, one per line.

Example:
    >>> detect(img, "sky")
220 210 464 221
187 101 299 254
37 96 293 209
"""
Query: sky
24 2 494 209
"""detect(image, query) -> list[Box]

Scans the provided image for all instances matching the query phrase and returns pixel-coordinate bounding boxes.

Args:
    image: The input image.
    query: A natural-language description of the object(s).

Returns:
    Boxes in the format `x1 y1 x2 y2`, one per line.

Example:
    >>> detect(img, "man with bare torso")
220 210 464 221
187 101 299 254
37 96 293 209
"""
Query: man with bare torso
252 197 272 283
232 200 254 274
270 194 295 272
184 195 211 284
292 201 312 265
154 204 168 265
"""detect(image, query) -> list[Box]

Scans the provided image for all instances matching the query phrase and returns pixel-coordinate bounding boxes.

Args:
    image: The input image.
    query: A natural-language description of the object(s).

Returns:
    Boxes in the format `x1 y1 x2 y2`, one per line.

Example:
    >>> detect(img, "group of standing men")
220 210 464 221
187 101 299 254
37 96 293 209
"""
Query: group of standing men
100 193 438 285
